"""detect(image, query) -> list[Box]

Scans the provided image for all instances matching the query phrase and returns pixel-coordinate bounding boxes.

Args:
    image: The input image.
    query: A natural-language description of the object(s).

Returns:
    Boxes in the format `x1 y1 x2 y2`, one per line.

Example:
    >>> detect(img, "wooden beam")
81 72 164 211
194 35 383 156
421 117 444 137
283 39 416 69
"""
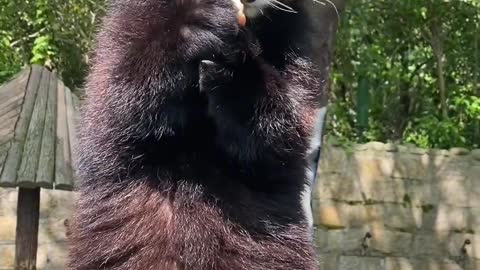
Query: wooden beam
14 187 40 270
36 72 57 188
0 66 39 187
0 142 11 174
55 80 73 190
0 67 30 108
17 70 50 187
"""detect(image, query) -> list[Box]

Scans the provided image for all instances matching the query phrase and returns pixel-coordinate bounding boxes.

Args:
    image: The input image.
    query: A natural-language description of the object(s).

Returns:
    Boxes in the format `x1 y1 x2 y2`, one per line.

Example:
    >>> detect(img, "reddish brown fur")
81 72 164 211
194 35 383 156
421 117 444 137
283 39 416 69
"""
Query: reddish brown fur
70 180 318 269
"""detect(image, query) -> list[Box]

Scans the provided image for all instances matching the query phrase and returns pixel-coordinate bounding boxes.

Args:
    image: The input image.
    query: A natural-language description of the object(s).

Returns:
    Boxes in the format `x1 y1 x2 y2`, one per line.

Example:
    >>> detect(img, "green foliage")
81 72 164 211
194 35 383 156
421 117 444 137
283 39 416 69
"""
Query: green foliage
404 116 467 149
0 32 22 82
328 0 480 149
0 0 104 88
1 0 479 149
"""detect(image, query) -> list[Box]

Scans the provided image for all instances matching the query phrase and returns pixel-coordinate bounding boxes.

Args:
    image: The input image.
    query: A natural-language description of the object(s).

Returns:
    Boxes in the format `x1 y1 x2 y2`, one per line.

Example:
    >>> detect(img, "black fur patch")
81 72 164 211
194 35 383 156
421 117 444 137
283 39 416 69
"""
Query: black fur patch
68 0 323 269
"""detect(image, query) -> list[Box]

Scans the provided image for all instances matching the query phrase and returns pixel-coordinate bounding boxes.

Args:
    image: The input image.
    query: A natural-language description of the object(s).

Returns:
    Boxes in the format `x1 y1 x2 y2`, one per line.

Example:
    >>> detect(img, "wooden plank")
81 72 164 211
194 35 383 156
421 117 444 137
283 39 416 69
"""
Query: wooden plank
0 142 11 178
0 104 21 118
17 69 50 188
0 106 16 146
36 72 58 189
0 115 20 137
0 143 21 187
70 94 81 187
0 67 30 103
65 88 76 153
14 187 40 270
12 66 41 141
0 127 13 138
0 132 14 152
0 94 24 117
0 91 24 111
0 66 38 187
0 70 28 136
54 80 72 190
0 68 29 137
65 88 77 186
0 103 21 122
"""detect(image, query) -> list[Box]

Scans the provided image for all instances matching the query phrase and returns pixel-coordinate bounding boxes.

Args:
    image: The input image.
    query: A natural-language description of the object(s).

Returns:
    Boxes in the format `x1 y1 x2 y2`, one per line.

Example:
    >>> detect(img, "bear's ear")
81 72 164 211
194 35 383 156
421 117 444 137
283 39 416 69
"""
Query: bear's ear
198 60 233 93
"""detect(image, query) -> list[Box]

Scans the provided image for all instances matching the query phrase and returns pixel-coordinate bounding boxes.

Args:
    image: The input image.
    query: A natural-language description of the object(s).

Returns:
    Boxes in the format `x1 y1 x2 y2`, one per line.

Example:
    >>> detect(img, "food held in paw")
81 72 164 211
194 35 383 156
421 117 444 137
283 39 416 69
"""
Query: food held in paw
232 0 246 26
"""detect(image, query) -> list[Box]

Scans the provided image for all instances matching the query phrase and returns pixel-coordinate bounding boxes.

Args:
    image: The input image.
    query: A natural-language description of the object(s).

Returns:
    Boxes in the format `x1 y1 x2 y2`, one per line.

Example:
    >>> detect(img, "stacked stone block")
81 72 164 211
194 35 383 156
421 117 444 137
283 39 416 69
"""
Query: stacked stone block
313 142 480 270
1 142 479 269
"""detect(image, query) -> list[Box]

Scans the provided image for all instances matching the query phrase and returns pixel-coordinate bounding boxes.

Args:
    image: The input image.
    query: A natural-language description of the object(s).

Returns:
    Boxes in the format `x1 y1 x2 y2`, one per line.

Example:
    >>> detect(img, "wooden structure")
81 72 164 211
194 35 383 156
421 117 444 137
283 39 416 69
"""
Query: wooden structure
0 65 79 270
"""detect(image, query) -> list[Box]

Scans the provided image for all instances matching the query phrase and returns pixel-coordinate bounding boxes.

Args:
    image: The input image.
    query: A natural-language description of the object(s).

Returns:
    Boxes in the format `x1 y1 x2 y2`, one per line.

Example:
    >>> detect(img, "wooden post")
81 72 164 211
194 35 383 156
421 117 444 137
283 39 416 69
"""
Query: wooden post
15 188 40 270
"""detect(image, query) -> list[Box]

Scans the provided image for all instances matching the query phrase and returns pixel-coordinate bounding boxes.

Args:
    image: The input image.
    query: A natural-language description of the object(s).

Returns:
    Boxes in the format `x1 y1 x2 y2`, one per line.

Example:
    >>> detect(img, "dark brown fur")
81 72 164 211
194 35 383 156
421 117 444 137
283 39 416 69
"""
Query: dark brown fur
68 0 324 269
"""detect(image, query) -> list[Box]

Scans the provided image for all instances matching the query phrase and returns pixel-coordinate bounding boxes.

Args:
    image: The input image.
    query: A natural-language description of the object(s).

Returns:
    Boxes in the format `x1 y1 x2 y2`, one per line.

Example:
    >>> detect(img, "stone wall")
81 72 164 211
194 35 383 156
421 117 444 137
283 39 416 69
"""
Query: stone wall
0 142 479 269
313 142 480 269
0 188 73 270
